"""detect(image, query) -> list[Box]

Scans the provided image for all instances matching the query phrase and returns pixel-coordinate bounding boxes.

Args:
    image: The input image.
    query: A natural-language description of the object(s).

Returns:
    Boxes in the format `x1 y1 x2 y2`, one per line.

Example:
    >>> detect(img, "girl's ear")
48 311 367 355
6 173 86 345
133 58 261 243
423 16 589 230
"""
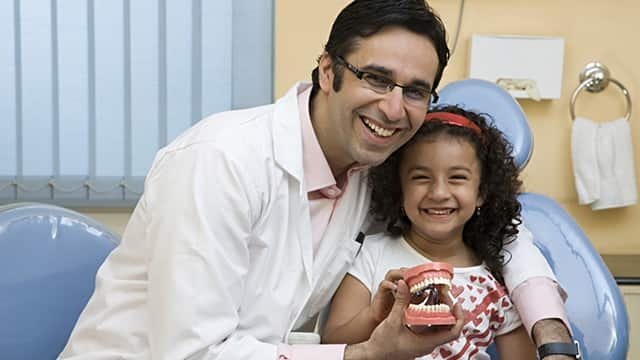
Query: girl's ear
317 52 334 93
476 194 485 208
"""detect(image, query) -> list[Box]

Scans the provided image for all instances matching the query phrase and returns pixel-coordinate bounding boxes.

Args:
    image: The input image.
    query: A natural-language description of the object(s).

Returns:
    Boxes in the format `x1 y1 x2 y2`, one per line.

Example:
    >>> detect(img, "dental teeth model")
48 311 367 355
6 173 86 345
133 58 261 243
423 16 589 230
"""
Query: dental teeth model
403 262 456 326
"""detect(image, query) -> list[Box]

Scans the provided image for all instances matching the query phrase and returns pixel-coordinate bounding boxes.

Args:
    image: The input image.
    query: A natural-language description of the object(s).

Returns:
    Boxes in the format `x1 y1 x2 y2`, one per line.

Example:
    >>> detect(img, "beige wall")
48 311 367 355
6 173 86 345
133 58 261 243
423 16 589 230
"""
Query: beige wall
275 0 640 255
87 0 640 255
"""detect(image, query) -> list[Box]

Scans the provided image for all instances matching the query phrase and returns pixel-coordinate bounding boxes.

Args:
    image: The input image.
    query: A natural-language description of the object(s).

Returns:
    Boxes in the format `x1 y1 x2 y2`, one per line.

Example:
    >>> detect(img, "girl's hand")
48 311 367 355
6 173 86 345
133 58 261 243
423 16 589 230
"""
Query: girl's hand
370 268 406 323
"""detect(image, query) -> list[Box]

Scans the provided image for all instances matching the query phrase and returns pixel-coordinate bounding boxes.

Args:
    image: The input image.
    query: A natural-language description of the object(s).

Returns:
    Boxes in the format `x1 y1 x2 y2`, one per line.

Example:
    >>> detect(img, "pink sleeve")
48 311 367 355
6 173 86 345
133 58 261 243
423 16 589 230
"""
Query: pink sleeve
510 276 571 338
276 344 346 360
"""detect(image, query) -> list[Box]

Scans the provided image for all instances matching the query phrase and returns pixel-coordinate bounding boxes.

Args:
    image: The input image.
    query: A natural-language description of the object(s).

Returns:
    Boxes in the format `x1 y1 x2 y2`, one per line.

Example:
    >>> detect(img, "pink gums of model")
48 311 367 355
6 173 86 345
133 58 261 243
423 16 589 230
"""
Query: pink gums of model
404 262 456 326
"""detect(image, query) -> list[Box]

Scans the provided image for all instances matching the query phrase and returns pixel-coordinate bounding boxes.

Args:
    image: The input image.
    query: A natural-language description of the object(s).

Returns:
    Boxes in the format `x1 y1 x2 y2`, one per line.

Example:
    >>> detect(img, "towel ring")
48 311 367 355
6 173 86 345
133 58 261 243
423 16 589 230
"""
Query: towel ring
570 62 632 122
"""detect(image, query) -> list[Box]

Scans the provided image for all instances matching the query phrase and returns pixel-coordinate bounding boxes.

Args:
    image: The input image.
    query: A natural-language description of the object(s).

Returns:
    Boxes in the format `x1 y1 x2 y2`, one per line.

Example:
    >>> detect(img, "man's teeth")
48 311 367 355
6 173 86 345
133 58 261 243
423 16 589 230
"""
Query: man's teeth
408 303 451 313
363 118 394 137
410 277 451 293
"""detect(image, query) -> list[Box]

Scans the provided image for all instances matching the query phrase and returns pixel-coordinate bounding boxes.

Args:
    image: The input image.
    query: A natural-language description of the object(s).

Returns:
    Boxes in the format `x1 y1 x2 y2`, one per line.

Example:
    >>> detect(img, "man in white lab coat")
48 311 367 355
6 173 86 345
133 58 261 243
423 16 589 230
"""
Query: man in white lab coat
60 1 575 359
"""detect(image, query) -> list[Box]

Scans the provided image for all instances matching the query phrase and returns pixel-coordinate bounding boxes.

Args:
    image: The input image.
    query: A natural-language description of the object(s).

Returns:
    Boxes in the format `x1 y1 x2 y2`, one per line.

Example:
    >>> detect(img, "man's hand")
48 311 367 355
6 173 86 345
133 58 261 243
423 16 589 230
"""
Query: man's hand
532 319 576 360
344 279 464 360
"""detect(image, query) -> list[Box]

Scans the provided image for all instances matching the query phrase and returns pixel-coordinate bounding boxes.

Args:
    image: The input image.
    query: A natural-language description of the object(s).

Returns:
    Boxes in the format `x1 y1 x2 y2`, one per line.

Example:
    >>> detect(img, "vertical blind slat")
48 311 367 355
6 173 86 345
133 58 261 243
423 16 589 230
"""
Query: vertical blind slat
202 0 232 117
14 0 23 180
232 0 273 109
165 0 192 142
21 0 53 176
0 1 17 175
123 0 132 179
157 0 168 148
51 0 60 178
190 0 202 125
87 0 96 180
58 0 90 176
94 0 125 177
131 0 159 177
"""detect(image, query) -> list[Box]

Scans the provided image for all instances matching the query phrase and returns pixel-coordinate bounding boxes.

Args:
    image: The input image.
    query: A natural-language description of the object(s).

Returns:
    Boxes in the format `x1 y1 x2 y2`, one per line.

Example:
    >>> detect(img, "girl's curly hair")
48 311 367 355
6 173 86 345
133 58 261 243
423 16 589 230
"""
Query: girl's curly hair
368 105 522 284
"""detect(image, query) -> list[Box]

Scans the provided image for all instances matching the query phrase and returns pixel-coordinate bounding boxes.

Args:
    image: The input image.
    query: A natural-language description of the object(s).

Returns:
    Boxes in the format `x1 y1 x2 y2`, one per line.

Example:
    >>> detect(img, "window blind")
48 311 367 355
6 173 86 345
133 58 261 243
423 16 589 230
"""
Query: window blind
0 0 274 207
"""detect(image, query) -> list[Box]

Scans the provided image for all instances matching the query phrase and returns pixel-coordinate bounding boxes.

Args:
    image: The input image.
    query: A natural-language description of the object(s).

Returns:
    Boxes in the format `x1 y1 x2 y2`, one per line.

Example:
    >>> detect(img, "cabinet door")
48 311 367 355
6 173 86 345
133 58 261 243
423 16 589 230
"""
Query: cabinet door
620 285 640 360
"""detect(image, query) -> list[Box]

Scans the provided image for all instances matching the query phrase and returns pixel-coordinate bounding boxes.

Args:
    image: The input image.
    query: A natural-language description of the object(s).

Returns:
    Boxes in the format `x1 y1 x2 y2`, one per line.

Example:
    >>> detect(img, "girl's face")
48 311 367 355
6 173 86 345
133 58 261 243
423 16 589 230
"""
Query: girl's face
399 134 483 244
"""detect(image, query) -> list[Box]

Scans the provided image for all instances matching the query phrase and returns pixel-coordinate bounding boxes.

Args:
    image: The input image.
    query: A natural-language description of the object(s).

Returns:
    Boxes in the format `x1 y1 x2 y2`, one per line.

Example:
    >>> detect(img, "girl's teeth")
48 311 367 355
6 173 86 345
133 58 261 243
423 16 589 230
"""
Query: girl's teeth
428 209 451 215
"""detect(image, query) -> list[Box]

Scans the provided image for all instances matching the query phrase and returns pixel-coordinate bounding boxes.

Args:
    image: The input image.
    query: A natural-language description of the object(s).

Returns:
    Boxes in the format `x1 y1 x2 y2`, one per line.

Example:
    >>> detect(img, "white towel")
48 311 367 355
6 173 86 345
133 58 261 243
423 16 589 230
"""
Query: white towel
591 118 638 210
571 117 599 205
571 116 638 210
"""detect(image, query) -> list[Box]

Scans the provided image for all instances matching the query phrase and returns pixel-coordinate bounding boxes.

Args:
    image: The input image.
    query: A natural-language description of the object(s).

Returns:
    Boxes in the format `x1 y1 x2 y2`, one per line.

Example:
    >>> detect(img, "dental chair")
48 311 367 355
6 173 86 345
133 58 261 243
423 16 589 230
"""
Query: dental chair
436 79 629 359
0 203 120 359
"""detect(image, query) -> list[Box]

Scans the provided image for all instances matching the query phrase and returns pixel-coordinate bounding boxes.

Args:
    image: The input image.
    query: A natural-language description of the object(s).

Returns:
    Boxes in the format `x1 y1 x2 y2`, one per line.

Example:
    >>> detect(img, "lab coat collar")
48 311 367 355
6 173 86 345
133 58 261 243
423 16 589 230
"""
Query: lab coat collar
272 82 312 190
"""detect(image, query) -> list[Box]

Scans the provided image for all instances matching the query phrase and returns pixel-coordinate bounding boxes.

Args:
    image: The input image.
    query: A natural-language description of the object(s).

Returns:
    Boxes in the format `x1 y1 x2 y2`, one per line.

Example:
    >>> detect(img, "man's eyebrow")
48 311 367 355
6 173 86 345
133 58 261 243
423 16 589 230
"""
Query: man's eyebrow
360 64 433 90
360 64 394 76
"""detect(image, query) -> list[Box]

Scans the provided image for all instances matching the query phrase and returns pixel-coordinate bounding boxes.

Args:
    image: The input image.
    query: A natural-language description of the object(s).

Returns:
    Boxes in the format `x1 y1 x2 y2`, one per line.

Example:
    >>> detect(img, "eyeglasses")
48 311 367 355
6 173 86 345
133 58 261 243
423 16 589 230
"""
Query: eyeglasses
336 56 438 107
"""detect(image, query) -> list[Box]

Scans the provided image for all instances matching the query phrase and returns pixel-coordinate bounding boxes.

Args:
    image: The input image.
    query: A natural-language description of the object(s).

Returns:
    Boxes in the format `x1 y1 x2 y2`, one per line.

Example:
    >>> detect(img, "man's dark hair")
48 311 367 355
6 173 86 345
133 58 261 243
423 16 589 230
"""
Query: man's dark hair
310 0 449 98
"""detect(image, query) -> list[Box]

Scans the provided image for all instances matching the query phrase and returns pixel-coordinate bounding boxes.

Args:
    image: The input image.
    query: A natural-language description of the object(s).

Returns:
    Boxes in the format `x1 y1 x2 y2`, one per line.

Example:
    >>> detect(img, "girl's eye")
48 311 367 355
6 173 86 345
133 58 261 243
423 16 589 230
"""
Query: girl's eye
450 175 468 181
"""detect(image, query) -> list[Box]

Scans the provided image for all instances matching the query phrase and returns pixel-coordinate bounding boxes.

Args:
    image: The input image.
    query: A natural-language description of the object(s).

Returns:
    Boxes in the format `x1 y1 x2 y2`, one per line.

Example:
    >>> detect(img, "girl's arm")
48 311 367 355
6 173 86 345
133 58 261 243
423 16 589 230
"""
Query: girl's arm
322 269 403 345
495 325 538 360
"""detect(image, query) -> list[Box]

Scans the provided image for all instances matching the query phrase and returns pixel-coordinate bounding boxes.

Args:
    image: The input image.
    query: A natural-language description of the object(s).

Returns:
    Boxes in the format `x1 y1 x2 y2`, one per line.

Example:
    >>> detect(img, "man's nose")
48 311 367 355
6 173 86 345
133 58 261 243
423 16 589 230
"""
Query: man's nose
378 86 406 122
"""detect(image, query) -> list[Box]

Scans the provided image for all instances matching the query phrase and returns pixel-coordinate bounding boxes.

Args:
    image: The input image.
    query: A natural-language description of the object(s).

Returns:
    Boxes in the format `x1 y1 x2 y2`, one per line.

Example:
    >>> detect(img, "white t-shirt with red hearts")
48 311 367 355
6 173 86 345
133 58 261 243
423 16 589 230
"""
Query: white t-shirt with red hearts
348 233 522 360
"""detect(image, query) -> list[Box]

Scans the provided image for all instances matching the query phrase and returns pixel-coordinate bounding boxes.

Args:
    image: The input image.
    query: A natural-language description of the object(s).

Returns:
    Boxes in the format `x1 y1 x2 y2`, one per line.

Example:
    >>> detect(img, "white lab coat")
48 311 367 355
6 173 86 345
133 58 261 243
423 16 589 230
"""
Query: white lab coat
59 83 372 359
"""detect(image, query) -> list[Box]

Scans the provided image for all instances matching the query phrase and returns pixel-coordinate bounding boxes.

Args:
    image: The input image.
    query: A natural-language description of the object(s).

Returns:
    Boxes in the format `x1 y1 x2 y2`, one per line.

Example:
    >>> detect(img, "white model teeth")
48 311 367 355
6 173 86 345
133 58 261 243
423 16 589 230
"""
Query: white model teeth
410 277 452 293
363 118 394 137
408 304 451 312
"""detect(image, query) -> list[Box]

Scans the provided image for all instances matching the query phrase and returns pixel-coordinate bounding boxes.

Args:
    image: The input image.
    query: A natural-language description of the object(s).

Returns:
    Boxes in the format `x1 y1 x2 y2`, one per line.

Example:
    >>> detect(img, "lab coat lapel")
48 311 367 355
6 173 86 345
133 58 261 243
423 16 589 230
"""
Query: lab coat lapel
272 82 313 286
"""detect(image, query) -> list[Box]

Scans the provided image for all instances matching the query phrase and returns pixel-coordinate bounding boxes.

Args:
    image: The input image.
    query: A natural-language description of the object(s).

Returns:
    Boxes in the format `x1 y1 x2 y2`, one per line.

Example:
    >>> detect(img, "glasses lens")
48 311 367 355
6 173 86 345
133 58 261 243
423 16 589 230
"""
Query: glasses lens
361 73 394 94
403 87 430 103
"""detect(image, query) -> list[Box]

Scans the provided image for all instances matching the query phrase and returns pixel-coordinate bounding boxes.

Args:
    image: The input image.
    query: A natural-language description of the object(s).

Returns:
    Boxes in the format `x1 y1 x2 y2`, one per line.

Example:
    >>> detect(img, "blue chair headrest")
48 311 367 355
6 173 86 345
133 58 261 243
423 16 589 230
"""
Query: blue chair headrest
432 79 533 170
0 203 120 358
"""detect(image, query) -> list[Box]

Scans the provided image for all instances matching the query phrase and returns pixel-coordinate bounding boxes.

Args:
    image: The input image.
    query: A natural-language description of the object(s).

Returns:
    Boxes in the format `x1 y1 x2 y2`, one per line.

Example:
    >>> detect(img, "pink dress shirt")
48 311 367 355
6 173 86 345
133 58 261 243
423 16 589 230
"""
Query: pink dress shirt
276 87 570 360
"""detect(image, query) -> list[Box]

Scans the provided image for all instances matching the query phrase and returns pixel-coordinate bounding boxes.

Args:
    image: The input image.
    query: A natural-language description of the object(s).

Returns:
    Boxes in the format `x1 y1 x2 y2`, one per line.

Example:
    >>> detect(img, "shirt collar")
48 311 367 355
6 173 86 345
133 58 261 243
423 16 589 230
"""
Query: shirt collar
300 87 337 193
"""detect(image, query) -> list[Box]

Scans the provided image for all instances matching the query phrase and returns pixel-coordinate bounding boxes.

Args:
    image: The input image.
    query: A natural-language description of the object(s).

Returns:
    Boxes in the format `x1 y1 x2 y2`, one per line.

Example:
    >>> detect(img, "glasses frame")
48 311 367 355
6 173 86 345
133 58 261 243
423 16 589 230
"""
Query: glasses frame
336 56 439 105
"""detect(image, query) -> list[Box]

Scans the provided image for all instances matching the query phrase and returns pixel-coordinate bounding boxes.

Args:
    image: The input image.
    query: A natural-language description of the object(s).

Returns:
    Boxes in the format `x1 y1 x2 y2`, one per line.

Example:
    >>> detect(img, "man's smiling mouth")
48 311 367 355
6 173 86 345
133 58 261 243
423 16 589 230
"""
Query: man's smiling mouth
361 117 396 138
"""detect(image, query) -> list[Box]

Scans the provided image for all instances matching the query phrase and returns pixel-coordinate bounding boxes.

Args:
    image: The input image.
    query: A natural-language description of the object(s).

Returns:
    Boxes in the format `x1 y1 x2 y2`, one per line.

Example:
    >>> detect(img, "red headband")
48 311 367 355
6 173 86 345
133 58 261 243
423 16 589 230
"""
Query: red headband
424 112 482 136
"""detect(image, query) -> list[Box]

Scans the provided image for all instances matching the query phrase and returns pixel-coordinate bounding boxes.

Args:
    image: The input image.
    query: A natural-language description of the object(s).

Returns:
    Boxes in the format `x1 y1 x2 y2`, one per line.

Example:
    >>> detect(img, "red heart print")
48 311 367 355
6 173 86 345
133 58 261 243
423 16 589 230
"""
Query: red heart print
439 348 452 357
451 284 465 298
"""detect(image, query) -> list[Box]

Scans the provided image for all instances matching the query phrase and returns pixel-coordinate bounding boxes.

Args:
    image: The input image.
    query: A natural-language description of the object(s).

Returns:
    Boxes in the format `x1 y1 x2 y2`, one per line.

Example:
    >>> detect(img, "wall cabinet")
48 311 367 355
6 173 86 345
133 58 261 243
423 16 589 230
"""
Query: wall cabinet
620 285 639 360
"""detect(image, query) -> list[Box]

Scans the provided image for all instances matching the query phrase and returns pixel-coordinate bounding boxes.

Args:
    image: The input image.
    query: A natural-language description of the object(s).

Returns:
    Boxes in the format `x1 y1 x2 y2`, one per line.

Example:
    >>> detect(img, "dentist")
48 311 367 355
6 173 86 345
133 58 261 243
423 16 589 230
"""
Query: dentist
60 1 574 359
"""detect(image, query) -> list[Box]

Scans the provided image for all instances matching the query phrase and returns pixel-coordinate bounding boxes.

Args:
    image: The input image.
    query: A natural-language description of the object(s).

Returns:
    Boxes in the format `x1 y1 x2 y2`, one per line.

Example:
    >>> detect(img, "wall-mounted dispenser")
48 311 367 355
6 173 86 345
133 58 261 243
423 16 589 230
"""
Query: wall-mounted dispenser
468 34 565 100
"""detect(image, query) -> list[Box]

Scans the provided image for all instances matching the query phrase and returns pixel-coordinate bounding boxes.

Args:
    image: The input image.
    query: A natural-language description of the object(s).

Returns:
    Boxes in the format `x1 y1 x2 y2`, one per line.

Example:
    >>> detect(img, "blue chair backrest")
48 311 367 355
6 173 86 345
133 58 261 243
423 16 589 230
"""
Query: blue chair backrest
435 79 629 360
0 203 120 360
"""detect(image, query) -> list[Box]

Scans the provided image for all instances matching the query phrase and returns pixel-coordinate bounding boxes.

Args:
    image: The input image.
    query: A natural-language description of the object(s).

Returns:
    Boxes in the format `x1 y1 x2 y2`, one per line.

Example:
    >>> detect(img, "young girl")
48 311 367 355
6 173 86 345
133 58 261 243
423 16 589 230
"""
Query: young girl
322 105 537 359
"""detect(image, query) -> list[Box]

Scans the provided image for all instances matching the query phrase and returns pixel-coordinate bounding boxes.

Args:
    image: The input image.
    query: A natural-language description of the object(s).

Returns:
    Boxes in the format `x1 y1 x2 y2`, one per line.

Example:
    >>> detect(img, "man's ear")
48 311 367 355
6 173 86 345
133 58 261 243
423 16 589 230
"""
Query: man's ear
317 52 334 93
